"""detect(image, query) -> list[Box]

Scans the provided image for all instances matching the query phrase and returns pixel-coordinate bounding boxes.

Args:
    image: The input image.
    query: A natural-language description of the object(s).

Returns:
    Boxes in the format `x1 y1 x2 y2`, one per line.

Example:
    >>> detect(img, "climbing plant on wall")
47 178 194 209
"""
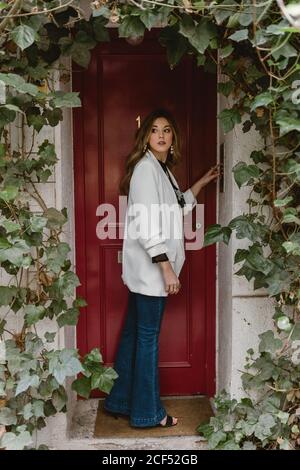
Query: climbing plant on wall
0 0 299 450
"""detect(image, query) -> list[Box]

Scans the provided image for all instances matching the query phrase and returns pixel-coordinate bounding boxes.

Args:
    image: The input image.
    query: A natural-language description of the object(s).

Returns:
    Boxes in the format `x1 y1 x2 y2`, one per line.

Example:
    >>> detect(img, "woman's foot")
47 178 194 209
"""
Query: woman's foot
159 415 178 427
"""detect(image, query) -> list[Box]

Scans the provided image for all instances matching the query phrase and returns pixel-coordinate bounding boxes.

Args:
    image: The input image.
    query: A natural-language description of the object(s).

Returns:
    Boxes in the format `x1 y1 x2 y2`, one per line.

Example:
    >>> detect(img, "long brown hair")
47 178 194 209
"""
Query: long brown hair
119 108 182 196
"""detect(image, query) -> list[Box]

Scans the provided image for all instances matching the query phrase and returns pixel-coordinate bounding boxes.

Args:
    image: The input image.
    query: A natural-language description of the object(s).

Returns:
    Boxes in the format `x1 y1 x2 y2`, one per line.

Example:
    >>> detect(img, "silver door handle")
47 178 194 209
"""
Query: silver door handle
118 250 122 263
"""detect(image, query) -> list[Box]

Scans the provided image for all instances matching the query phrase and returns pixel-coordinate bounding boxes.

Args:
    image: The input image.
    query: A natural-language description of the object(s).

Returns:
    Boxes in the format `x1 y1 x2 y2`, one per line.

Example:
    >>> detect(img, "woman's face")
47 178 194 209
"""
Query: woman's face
148 117 173 154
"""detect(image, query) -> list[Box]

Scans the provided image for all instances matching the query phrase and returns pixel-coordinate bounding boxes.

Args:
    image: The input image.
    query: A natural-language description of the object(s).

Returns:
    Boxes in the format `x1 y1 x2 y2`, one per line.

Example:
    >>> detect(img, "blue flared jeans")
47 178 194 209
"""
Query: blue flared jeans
104 290 168 427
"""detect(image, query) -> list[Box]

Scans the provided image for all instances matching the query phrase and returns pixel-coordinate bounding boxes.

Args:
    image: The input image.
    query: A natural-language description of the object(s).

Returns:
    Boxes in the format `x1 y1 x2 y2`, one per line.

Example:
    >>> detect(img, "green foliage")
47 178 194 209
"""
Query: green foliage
0 2 119 446
72 349 119 398
198 324 300 450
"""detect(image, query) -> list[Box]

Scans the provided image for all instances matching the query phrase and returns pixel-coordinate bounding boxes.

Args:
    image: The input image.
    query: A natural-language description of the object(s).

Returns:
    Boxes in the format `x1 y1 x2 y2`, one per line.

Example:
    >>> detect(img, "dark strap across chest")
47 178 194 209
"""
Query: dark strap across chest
158 160 186 208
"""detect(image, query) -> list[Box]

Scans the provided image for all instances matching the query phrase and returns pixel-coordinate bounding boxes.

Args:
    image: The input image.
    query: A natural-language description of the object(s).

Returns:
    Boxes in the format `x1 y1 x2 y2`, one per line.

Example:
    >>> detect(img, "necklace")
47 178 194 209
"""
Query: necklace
158 160 186 208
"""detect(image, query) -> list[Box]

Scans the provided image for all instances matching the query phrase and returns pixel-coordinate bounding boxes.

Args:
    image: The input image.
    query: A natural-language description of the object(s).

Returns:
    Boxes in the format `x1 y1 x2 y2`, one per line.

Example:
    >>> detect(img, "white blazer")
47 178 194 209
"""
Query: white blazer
121 149 197 296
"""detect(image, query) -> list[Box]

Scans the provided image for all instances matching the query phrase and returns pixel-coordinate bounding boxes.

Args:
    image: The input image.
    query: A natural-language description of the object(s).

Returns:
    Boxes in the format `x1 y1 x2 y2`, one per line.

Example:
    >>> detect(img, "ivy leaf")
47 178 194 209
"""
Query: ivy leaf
209 430 227 449
92 17 110 42
140 10 160 30
37 169 52 183
0 407 17 426
0 286 17 306
0 73 38 96
22 403 33 420
282 212 300 225
44 108 63 127
219 44 234 59
57 272 81 297
265 270 292 296
282 241 300 256
2 104 24 114
1 219 21 233
232 162 260 188
118 16 145 39
71 47 91 69
0 108 16 131
49 91 81 108
10 25 36 50
72 375 91 399
52 388 67 412
85 348 103 364
291 323 300 341
245 245 273 276
226 12 240 29
274 196 293 207
234 249 249 264
250 92 273 112
239 6 255 26
49 349 83 385
258 331 282 354
203 224 232 246
228 29 248 42
45 242 71 274
24 305 46 326
254 413 276 441
275 116 300 136
158 27 189 67
271 42 297 60
15 373 39 396
93 367 119 394
30 215 48 232
212 0 239 25
218 108 241 133
44 332 56 343
0 184 19 201
179 16 217 54
0 239 31 266
27 108 46 132
92 5 111 19
73 297 88 308
43 207 67 229
38 141 58 164
0 431 32 450
57 307 80 327
32 400 45 418
229 216 259 241
217 81 234 97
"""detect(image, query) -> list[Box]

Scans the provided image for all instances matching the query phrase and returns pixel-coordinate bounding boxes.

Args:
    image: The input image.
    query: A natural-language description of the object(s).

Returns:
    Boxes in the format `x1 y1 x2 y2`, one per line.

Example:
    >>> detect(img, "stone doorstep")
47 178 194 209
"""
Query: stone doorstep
57 398 209 451
51 435 208 451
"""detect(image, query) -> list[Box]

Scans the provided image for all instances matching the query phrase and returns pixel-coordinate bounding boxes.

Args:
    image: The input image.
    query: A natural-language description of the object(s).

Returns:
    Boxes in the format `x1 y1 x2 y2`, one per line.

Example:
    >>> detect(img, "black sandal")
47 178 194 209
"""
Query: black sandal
159 415 178 427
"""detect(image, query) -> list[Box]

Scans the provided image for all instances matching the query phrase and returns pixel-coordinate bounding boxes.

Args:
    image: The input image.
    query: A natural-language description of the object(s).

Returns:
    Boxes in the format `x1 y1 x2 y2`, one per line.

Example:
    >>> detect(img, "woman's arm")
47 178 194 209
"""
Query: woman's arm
129 161 168 258
158 259 181 295
190 164 221 198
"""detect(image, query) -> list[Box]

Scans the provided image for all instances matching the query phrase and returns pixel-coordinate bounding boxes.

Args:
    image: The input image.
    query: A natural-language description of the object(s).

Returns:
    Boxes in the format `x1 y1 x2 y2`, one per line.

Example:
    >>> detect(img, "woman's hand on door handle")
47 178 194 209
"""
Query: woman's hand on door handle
190 163 222 198
158 261 181 295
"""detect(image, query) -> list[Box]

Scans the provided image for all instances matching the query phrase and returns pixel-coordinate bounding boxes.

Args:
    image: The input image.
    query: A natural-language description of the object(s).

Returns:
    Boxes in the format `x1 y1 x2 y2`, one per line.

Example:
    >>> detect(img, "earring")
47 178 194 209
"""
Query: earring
170 144 174 154
143 143 148 152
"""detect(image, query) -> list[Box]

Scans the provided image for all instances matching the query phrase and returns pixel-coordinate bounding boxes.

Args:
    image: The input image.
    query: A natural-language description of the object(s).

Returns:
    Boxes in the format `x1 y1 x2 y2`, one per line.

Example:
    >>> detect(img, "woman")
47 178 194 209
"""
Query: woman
104 108 220 428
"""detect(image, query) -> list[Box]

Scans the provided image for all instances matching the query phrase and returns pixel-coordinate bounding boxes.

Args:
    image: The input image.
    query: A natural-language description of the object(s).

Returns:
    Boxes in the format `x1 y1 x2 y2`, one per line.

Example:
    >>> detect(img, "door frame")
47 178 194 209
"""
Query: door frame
72 28 217 397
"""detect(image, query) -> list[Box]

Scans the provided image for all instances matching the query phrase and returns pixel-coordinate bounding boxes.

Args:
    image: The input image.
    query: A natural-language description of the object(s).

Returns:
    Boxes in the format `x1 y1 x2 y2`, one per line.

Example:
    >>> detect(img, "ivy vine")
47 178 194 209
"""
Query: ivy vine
0 0 299 450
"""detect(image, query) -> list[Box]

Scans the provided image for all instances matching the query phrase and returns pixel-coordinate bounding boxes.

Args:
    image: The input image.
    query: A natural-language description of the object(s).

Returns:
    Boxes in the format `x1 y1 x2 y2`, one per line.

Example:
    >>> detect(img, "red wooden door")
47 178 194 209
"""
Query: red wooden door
73 29 216 397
